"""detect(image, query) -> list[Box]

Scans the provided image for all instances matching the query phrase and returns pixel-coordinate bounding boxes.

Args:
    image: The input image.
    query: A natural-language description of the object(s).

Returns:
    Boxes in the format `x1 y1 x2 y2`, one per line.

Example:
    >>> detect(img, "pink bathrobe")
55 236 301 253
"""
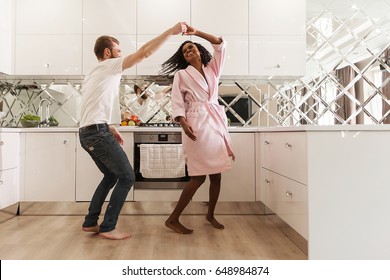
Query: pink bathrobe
171 39 234 176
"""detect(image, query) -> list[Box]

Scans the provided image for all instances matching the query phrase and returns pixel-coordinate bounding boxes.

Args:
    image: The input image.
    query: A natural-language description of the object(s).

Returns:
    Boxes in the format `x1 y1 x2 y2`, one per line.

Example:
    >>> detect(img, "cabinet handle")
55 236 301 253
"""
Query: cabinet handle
63 140 68 144
264 179 270 184
285 191 293 197
264 141 270 145
285 143 292 149
0 141 4 145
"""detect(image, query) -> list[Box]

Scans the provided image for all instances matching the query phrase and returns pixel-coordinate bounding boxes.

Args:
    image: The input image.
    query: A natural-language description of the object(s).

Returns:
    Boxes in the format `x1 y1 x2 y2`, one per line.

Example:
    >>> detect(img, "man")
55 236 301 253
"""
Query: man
79 22 184 240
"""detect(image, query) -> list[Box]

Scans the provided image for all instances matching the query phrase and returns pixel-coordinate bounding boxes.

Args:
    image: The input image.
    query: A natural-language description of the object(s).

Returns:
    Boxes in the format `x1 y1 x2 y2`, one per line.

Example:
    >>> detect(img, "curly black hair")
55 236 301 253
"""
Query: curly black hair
159 40 212 76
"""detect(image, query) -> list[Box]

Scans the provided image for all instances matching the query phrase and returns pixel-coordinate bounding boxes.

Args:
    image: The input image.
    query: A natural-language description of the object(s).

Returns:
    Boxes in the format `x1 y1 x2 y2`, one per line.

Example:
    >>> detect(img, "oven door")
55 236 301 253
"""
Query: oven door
133 142 190 189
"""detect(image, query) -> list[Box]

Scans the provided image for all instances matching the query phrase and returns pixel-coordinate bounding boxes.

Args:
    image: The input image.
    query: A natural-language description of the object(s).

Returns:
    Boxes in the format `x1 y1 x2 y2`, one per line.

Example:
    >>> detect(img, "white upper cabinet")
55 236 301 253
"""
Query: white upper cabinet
11 0 306 76
82 0 136 35
249 0 306 36
191 0 248 35
0 0 13 74
15 0 82 75
82 0 137 75
248 0 306 76
191 0 249 75
249 35 306 76
15 0 82 35
15 35 82 75
137 0 190 34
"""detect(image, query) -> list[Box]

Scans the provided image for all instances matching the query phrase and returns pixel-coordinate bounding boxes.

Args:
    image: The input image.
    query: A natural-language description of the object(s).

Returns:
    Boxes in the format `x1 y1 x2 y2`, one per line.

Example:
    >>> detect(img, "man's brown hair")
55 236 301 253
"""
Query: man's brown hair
94 36 119 60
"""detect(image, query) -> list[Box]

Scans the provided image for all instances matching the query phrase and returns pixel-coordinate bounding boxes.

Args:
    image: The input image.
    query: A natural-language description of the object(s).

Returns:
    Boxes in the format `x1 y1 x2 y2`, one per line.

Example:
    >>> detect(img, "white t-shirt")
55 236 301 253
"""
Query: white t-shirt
79 57 123 128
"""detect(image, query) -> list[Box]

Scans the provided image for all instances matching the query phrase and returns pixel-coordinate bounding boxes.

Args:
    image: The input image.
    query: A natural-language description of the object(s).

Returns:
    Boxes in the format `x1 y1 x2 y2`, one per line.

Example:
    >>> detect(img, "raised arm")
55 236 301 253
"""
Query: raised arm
122 22 184 70
183 25 222 45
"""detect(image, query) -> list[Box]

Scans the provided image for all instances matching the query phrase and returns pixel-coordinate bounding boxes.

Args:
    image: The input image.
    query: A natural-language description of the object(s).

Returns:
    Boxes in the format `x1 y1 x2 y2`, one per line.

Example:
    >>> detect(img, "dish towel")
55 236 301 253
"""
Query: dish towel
140 144 186 178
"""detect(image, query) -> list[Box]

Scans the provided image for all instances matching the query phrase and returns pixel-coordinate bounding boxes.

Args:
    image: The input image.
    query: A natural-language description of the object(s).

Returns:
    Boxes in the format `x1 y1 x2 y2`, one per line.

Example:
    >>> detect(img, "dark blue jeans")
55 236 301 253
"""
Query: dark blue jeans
79 124 135 233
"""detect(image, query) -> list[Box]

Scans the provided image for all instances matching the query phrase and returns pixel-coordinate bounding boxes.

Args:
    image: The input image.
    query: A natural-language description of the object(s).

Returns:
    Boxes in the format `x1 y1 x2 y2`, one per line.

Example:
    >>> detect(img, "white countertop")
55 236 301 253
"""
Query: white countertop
0 126 258 133
2 124 390 133
258 124 390 132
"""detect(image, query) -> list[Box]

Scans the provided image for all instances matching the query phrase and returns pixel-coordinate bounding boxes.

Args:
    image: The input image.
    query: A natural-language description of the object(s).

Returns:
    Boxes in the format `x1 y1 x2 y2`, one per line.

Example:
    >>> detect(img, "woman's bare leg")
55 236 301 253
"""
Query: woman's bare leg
206 173 224 229
165 175 206 234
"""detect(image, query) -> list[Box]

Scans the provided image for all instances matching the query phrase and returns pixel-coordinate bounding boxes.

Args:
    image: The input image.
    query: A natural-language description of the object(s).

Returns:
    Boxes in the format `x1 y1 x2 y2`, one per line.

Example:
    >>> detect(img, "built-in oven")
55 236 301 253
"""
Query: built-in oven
133 132 190 189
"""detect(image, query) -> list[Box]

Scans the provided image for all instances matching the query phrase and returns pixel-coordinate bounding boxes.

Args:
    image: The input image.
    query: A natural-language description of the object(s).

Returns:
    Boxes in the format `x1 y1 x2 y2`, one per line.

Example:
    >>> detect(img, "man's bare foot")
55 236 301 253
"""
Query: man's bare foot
82 225 99 233
165 219 193 234
206 216 224 230
99 229 131 240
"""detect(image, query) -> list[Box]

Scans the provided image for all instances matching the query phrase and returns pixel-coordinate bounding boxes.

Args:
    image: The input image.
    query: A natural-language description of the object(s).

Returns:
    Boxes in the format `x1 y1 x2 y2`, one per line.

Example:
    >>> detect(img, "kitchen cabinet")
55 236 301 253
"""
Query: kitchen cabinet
0 169 19 210
191 0 249 75
75 132 134 201
137 0 190 34
22 133 76 201
249 0 306 36
0 132 19 171
15 0 82 35
193 132 256 202
258 128 390 260
15 35 82 75
249 35 306 76
82 0 136 35
82 0 137 75
14 0 82 75
9 0 306 76
259 132 308 238
248 0 306 76
191 0 248 35
0 132 20 210
0 0 13 74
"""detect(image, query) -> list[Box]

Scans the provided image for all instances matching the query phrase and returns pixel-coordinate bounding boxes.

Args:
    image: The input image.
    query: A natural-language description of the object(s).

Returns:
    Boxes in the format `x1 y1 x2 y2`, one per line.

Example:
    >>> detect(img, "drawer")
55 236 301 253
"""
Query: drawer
263 168 308 239
262 132 307 185
0 133 19 170
0 168 19 210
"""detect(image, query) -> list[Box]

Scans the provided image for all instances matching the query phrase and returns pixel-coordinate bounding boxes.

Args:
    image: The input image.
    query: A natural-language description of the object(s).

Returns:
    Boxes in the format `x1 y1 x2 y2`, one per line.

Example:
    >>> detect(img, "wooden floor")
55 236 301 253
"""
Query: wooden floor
0 202 307 260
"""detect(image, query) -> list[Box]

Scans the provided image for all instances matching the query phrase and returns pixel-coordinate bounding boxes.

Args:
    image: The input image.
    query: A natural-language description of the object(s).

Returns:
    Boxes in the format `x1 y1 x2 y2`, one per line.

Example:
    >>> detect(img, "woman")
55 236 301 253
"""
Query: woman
160 25 235 234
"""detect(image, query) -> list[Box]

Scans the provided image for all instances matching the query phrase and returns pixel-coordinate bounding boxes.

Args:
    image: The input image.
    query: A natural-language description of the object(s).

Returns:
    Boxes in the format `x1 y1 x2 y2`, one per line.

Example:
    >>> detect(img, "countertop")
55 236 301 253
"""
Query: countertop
2 124 390 133
0 126 258 133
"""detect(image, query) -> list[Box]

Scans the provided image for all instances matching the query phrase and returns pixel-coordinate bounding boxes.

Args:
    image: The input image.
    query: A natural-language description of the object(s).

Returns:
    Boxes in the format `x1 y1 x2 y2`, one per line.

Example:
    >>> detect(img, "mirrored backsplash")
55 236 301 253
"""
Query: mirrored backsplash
0 76 285 127
1 0 390 127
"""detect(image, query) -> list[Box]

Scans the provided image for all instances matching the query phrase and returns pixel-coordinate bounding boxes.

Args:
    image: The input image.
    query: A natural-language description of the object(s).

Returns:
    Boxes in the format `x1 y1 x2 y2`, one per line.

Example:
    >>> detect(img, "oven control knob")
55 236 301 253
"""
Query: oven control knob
149 135 154 141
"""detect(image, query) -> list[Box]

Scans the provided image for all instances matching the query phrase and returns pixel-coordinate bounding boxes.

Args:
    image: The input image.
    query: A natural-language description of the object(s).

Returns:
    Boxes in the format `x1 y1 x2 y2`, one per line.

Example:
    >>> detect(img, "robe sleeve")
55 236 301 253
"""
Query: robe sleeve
207 37 226 78
171 71 186 122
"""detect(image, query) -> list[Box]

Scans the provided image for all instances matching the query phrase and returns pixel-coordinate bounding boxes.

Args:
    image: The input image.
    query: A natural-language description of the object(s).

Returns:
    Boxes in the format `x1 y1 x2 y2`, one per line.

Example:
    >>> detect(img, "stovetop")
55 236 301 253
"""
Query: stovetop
139 122 181 127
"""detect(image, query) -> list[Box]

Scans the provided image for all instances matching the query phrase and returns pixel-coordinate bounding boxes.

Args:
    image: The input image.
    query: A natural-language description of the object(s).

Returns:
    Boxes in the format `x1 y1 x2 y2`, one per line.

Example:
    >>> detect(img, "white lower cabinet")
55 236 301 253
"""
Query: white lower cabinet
75 132 134 201
259 129 390 260
193 133 256 202
23 133 76 201
259 131 308 238
0 168 19 210
263 168 308 239
0 132 20 210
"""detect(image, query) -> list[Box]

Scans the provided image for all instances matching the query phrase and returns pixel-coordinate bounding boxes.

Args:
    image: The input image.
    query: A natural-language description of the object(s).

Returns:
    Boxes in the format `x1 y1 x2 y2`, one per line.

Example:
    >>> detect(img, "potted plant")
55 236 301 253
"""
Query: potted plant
48 116 59 126
20 114 40 127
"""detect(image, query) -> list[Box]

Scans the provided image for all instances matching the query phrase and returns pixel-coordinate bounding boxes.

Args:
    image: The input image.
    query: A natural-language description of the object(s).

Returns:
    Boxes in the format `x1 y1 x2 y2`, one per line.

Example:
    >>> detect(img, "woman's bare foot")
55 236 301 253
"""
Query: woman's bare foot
82 225 99 233
99 229 131 240
165 218 193 234
206 216 224 230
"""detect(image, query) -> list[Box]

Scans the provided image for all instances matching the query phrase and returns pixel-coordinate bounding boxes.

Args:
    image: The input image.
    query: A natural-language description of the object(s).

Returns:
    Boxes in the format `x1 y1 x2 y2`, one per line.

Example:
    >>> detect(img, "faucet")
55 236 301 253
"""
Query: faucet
38 98 51 126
